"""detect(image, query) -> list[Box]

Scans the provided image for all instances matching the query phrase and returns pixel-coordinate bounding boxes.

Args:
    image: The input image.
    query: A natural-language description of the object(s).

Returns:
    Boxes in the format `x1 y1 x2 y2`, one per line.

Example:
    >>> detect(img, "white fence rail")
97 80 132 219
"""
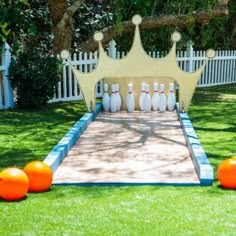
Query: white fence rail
0 42 14 109
1 42 235 106
49 40 236 103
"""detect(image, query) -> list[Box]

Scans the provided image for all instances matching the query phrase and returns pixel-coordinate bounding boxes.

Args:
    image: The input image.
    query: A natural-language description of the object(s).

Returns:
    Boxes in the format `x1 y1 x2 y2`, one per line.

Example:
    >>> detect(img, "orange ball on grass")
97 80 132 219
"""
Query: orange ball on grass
24 161 53 193
0 167 29 201
218 157 236 189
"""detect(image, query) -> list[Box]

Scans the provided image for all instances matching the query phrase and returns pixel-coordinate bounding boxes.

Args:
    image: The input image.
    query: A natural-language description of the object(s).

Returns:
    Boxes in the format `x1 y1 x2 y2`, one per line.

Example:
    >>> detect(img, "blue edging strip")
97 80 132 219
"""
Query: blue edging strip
43 103 102 172
53 182 201 187
176 104 214 186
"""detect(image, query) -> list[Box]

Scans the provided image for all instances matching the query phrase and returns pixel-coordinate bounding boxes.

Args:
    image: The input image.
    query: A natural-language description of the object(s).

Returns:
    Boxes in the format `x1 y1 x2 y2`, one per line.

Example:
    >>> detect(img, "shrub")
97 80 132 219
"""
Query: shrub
9 49 62 108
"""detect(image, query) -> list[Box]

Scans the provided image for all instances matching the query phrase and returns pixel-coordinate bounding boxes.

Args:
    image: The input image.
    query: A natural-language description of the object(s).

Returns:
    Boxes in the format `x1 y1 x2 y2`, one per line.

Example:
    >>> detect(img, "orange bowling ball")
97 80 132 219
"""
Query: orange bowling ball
218 157 236 189
24 161 53 193
0 167 29 201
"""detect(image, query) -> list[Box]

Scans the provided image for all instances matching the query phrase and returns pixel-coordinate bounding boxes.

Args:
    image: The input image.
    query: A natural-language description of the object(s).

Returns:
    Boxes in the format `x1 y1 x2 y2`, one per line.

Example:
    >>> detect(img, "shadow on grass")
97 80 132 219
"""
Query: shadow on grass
0 101 88 170
0 195 28 203
217 184 236 191
191 83 236 104
28 188 53 195
0 101 87 127
51 185 151 199
207 153 233 169
0 148 38 170
190 125 236 133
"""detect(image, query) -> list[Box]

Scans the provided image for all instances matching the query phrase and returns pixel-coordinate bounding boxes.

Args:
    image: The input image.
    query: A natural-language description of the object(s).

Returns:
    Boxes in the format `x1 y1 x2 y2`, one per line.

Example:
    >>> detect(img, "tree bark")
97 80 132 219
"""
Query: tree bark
230 19 236 48
48 0 82 55
79 4 229 52
228 0 236 48
47 0 230 53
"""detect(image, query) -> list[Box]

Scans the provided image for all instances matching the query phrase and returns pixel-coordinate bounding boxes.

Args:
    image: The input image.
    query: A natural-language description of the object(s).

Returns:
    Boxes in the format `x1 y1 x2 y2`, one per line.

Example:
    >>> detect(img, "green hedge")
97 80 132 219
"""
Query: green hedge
9 49 62 108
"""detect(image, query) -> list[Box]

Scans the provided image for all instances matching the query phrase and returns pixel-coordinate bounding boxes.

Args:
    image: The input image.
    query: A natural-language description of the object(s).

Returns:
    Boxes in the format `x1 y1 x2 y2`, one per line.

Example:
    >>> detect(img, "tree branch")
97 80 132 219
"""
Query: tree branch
58 0 83 28
79 3 229 52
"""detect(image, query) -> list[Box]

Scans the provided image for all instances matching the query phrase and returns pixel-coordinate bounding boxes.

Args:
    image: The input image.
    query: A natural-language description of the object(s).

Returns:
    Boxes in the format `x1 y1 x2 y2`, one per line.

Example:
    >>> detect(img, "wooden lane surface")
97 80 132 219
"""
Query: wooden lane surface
53 111 199 184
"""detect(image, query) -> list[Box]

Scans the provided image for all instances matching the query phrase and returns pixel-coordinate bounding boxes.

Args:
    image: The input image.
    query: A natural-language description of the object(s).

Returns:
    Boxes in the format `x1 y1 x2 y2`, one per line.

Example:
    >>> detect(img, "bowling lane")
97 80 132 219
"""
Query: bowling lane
53 111 200 185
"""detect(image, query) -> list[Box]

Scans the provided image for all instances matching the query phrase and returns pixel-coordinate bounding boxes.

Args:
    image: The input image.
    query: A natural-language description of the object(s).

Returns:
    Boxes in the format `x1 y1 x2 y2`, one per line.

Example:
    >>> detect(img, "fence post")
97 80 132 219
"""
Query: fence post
108 40 117 59
2 42 14 108
186 41 194 72
0 76 3 109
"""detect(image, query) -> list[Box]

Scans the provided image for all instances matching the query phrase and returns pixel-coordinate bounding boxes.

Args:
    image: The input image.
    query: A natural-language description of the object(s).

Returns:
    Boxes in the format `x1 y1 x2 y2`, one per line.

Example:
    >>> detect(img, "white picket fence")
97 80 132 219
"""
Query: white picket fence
0 42 235 107
49 40 236 103
0 42 14 109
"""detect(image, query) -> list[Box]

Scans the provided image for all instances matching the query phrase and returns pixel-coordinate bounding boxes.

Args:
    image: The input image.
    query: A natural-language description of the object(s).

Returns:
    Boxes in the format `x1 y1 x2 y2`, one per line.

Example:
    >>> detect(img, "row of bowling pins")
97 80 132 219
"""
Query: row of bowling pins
102 82 176 113
139 82 176 112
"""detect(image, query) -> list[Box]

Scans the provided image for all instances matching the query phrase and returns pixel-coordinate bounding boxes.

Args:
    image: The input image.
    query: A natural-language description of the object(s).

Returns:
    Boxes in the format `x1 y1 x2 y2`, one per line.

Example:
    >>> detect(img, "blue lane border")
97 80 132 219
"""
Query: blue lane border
53 182 200 187
43 103 102 172
176 104 213 186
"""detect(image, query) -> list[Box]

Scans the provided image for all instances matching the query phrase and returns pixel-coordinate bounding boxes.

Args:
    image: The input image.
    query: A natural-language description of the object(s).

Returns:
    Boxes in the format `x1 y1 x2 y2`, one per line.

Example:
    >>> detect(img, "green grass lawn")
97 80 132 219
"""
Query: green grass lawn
189 84 236 175
0 84 236 235
0 101 87 170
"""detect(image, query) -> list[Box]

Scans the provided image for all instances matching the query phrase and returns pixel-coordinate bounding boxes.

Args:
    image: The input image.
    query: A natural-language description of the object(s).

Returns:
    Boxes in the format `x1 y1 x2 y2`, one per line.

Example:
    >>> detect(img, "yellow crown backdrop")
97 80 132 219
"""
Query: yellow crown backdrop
61 15 216 112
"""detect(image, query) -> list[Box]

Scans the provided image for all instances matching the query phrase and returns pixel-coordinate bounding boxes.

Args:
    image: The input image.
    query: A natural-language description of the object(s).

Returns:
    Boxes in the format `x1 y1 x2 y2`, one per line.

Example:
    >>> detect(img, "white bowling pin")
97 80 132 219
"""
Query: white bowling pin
139 83 146 111
167 83 176 111
143 84 152 112
115 83 122 111
102 83 110 112
159 83 167 112
110 84 117 113
126 83 135 112
152 82 159 111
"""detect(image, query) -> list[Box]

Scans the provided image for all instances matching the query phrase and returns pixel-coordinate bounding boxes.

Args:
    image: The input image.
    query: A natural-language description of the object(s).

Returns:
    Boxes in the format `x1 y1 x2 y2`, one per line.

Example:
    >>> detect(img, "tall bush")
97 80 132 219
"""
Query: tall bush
9 49 62 108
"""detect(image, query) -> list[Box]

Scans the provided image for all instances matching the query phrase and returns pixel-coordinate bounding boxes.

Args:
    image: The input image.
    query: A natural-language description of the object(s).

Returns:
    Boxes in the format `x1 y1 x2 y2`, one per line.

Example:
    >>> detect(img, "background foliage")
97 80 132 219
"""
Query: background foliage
9 49 62 108
0 0 235 53
112 0 231 51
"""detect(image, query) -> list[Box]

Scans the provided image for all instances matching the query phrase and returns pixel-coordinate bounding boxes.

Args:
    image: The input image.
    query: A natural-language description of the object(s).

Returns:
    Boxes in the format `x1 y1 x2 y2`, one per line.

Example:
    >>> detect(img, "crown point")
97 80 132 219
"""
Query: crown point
94 32 104 42
206 49 216 59
132 15 142 25
60 50 70 59
171 31 182 42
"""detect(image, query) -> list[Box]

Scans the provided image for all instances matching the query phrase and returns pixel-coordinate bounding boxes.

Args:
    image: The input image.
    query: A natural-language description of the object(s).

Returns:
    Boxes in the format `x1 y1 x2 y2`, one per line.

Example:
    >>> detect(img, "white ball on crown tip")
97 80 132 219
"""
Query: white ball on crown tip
94 32 104 42
171 31 181 43
206 49 216 59
60 50 70 59
132 15 142 25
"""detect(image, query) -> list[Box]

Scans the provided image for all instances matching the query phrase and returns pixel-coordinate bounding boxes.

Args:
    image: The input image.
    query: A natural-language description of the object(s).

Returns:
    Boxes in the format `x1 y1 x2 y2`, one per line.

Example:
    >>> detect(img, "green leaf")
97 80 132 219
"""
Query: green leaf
27 24 37 36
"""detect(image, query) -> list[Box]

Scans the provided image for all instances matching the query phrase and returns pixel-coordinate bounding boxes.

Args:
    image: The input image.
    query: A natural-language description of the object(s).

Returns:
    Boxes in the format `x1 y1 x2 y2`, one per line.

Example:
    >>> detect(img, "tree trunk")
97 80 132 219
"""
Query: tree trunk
48 0 82 55
48 0 72 54
229 1 236 48
231 25 236 48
